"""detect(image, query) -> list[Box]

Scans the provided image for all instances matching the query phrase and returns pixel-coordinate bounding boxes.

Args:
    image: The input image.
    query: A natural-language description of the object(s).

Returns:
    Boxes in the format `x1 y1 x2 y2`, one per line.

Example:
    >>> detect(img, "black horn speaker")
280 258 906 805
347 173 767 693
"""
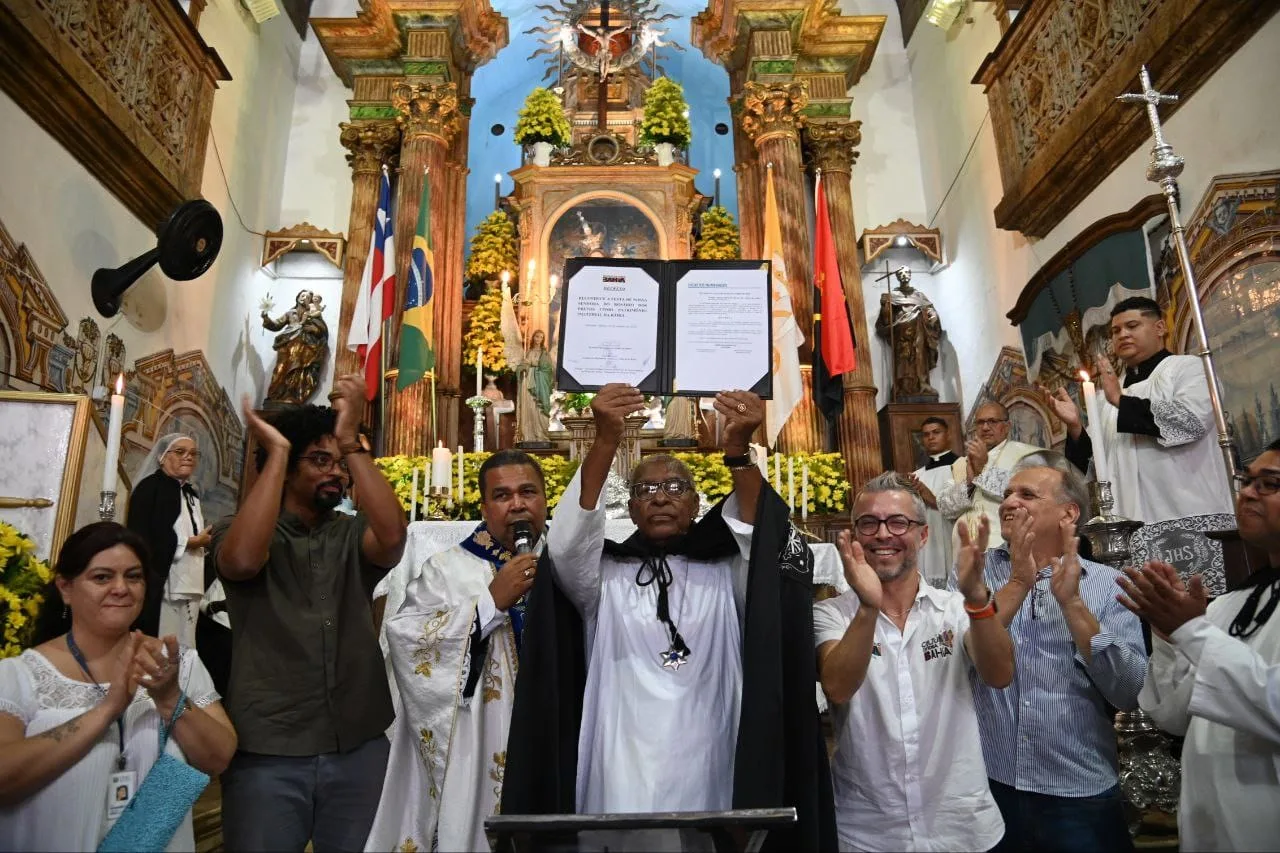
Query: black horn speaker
92 199 223 318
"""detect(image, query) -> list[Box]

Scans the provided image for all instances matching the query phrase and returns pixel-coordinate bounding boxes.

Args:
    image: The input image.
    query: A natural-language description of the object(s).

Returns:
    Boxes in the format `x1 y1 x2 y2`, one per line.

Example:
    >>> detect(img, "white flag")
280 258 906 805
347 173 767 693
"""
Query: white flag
762 166 804 446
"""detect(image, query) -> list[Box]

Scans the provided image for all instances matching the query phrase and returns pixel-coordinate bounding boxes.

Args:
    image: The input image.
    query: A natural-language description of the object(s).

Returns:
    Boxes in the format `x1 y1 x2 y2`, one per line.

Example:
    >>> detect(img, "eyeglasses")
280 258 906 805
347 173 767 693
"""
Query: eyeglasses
1234 473 1280 497
299 452 350 475
974 418 1009 428
630 478 694 501
166 448 199 460
853 514 925 536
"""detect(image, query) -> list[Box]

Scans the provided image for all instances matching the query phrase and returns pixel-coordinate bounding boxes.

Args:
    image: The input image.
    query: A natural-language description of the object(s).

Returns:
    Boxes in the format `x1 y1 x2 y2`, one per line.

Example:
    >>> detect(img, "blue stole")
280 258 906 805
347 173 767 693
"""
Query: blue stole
459 523 526 651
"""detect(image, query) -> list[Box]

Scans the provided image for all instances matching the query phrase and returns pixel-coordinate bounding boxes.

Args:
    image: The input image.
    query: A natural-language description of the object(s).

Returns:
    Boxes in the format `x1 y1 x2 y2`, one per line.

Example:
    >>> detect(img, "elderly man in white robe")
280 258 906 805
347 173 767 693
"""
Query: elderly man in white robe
1052 295 1235 591
364 449 548 853
908 416 959 587
1119 436 1280 851
937 401 1040 552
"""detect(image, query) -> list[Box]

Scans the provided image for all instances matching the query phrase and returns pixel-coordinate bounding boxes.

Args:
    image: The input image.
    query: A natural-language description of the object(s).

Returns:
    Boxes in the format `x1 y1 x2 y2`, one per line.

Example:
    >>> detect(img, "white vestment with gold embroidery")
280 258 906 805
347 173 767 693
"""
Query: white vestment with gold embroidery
364 545 518 853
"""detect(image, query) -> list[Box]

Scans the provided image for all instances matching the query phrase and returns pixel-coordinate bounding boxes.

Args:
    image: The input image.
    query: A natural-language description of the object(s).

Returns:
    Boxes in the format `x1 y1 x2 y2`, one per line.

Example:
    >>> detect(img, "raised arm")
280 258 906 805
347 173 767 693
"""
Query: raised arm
579 384 645 510
817 534 882 704
957 516 1015 688
713 391 764 523
330 374 406 569
216 399 290 581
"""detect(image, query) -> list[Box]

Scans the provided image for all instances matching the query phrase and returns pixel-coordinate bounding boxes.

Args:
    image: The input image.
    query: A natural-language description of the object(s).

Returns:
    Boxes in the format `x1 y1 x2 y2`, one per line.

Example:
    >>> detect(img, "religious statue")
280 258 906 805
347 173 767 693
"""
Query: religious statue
507 328 555 446
659 395 702 446
876 267 943 401
262 290 329 405
577 210 606 257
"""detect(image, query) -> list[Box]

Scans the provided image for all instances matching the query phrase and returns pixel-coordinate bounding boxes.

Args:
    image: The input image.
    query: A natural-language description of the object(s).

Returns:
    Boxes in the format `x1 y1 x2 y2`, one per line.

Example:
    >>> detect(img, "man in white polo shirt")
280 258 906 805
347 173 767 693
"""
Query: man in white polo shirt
815 472 1014 852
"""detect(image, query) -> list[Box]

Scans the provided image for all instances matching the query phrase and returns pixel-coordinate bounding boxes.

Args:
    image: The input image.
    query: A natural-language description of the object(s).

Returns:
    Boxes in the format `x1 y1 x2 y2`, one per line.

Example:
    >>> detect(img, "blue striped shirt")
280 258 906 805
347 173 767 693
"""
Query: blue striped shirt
957 548 1148 797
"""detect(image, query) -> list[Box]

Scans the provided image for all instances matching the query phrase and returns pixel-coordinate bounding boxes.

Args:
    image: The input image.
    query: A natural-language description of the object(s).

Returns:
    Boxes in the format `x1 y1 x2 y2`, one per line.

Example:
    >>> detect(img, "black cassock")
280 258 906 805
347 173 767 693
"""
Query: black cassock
502 485 836 852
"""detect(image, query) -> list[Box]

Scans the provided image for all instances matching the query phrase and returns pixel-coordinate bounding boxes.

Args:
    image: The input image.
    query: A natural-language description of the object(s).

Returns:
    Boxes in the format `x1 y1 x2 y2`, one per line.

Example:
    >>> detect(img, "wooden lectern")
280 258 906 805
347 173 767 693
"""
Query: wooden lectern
485 807 796 853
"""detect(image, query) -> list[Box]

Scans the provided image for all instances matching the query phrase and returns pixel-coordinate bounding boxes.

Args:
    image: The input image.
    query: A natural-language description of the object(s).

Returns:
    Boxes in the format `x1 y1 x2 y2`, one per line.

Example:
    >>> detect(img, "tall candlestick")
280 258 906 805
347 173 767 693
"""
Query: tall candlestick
713 168 721 207
787 456 795 512
410 467 420 522
801 464 809 521
431 441 452 492
1079 371 1111 484
773 453 781 492
457 445 465 505
102 374 125 495
475 348 484 398
493 173 502 210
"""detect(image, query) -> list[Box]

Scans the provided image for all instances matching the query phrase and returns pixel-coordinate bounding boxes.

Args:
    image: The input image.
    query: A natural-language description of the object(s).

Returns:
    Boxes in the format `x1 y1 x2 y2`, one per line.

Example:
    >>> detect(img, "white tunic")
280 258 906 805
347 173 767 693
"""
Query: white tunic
160 491 205 646
814 586 1004 852
1094 354 1234 525
1139 589 1280 851
0 648 219 852
937 438 1040 551
912 455 956 586
548 470 753 816
365 544 518 853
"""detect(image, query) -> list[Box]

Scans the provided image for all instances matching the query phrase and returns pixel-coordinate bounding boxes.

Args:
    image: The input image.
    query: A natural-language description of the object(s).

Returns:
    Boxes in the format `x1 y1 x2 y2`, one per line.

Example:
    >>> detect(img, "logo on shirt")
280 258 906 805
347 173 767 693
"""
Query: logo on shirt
871 642 882 658
922 628 955 662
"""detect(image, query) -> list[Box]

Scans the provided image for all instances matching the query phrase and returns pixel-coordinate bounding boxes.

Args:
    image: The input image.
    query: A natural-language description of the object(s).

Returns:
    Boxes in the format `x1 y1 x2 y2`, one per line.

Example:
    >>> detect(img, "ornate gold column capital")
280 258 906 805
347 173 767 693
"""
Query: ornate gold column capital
392 81 461 146
804 121 863 175
739 81 808 148
339 121 401 174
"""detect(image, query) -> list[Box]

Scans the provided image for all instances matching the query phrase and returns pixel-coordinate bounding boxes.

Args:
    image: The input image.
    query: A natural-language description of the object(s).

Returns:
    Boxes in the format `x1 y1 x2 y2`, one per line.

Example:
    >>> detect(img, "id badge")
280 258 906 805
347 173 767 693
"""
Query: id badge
105 770 137 824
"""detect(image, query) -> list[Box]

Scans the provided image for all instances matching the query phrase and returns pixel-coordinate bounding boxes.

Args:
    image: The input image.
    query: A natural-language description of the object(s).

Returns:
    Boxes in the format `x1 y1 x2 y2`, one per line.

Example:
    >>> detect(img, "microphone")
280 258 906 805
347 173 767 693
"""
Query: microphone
511 520 536 555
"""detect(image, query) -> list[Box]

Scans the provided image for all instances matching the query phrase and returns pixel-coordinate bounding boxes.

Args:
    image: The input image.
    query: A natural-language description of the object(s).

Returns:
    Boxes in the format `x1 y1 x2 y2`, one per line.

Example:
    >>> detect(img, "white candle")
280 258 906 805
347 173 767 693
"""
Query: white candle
102 374 125 495
773 453 781 492
750 442 768 480
802 464 809 521
410 467 420 522
431 441 452 492
1079 371 1111 483
475 348 483 399
787 456 795 512
457 445 465 504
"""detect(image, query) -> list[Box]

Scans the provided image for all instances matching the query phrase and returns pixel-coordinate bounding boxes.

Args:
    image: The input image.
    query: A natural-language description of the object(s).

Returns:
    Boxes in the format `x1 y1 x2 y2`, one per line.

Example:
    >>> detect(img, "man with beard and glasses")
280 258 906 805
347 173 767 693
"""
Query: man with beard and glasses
1122 437 1280 850
503 383 836 852
815 473 1013 852
212 373 407 852
366 450 547 852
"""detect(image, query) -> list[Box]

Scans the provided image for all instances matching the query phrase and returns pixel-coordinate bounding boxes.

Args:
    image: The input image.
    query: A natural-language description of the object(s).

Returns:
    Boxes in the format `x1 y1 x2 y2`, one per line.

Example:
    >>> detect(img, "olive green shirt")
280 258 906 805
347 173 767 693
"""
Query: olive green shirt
212 510 394 756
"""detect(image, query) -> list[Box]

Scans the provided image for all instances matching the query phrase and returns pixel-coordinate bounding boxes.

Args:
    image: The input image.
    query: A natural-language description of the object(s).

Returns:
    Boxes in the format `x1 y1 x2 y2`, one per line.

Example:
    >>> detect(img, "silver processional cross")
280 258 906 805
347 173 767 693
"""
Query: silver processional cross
1116 66 1238 488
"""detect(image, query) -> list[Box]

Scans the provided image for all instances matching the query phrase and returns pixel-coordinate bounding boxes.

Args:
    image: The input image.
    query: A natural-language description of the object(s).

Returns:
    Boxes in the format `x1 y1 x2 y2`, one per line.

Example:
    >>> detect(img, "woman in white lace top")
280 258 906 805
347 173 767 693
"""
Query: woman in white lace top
0 522 236 851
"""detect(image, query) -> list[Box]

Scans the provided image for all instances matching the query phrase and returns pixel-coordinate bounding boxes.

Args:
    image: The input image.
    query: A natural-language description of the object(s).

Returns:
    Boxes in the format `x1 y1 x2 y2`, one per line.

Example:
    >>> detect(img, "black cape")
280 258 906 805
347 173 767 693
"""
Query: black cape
126 470 186 636
502 486 837 851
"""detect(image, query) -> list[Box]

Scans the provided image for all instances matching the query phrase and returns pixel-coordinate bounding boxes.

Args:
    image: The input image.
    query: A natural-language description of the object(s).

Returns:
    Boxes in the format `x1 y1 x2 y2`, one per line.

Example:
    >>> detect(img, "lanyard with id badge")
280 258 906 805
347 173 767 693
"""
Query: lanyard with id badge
65 630 135 827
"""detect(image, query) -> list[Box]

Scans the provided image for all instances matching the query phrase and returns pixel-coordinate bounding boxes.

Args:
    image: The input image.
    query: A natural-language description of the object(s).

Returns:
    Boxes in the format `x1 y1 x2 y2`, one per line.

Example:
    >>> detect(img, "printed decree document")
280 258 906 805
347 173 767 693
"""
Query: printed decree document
672 266 770 393
559 264 660 388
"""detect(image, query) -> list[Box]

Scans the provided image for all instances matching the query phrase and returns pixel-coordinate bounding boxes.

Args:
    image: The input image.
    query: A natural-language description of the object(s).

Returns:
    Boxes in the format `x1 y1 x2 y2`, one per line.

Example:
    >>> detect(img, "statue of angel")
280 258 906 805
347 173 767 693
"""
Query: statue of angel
501 283 554 445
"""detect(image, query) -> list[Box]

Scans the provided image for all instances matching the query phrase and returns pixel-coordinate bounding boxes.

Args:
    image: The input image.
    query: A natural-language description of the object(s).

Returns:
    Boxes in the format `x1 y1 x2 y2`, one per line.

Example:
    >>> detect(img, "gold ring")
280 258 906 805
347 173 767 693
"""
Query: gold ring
736 403 746 414
523 569 532 578
327 392 342 401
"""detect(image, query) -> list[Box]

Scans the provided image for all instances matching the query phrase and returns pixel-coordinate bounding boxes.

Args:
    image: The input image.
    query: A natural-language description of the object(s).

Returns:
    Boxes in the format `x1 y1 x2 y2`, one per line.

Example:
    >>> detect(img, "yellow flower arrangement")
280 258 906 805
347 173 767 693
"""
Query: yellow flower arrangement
513 87 572 148
673 451 851 516
638 78 692 148
0 521 52 659
375 453 581 521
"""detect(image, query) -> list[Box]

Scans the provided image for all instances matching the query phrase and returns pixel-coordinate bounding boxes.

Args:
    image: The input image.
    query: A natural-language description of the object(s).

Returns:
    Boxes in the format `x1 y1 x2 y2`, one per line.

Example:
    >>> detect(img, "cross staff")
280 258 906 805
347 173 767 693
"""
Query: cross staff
1117 65 1238 490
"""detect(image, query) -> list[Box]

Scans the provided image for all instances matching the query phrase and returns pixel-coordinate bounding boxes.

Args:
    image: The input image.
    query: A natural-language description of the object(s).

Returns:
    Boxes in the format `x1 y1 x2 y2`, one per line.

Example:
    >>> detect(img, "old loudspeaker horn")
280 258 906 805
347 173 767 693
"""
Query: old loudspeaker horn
92 200 223 318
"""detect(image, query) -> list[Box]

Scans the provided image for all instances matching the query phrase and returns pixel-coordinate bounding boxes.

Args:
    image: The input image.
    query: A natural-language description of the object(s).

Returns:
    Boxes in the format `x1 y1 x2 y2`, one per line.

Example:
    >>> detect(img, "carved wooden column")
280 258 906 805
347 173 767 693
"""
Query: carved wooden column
806 121 881 486
732 124 762 259
384 81 461 456
740 81 821 453
337 121 401 380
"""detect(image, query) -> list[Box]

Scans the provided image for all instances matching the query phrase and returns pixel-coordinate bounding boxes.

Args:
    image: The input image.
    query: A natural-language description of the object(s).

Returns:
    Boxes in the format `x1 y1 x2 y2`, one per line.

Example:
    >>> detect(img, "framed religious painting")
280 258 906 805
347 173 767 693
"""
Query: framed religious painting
0 392 133 563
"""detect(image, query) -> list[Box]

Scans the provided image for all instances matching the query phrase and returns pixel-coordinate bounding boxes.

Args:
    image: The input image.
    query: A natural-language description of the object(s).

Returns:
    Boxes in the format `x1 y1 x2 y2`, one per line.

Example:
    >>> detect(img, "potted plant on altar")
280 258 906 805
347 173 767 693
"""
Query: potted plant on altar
0 521 52 659
695 205 741 260
514 87 572 167
639 77 692 166
464 211 519 295
463 286 513 386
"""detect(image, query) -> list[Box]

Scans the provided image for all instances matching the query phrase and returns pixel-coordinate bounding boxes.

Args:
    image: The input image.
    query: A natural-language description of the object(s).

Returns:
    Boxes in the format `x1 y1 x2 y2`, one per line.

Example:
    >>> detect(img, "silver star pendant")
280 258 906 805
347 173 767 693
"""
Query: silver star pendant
659 646 690 671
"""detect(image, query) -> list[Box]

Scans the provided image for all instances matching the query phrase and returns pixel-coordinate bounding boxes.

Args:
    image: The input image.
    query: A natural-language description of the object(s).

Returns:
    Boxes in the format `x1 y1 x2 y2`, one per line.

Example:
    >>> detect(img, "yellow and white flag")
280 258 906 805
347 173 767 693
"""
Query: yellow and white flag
762 165 804 446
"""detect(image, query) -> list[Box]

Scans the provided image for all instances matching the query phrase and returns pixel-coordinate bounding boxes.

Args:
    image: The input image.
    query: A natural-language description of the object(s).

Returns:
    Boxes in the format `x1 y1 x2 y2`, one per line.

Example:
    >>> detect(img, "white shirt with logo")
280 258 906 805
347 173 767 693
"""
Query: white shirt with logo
814 583 1005 852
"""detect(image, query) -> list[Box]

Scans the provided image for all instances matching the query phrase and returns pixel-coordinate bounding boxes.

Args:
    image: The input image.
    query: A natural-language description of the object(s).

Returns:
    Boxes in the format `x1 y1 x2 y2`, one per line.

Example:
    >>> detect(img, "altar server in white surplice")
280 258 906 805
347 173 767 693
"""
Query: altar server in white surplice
908 416 960 586
364 450 548 853
937 402 1040 552
1119 439 1280 851
1055 297 1235 580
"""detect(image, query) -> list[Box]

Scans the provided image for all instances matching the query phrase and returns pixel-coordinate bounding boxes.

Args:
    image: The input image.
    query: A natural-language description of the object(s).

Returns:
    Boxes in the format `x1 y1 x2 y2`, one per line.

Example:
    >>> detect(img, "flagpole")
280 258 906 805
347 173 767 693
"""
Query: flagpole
378 316 390 457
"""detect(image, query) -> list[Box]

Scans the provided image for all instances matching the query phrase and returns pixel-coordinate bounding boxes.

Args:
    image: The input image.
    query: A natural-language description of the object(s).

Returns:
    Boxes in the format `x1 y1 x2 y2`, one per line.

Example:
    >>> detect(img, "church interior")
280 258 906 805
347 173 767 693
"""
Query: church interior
1 0 1278 849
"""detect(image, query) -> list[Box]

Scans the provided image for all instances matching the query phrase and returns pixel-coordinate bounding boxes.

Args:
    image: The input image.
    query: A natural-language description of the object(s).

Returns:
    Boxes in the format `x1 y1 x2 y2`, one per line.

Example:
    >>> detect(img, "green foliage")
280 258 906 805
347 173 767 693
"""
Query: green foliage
638 78 692 148
463 288 510 379
514 87 572 147
377 453 581 520
694 205 741 260
561 392 595 415
465 210 519 286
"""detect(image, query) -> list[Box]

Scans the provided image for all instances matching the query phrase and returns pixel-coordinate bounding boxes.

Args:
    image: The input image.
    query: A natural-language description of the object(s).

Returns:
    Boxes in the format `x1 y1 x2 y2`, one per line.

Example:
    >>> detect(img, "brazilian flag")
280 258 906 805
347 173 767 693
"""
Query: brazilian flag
397 171 435 390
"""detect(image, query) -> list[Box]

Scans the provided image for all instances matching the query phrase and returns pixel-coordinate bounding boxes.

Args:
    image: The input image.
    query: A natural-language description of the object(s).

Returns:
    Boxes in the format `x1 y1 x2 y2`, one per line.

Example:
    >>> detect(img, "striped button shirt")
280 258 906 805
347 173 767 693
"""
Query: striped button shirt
960 548 1148 797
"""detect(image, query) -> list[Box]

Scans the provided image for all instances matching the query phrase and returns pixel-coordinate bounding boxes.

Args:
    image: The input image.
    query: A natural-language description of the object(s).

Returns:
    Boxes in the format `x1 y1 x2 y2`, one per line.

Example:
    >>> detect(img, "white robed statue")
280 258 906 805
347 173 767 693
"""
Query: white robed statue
365 476 544 853
502 283 554 444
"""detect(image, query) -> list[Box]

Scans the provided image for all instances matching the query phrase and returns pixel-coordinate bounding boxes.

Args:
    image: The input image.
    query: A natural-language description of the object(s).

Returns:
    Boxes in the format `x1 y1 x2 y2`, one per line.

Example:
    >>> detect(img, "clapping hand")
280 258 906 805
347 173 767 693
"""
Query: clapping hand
328 373 366 444
243 397 290 455
1116 560 1207 640
134 634 181 710
1005 507 1037 589
835 531 881 613
907 473 937 508
1045 385 1082 432
1097 359 1122 407
965 438 989 478
955 515 991 606
1049 519 1082 606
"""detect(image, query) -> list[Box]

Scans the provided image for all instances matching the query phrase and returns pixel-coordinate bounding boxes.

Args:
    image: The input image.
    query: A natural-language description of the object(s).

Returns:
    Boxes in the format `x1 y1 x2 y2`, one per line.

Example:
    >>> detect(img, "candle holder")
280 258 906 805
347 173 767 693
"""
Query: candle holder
98 490 117 521
466 395 492 453
426 487 451 521
1079 481 1144 567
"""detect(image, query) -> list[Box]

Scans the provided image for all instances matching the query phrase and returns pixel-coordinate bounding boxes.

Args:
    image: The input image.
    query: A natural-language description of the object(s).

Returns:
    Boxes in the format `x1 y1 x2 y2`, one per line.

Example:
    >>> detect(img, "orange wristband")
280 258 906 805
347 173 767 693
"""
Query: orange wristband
964 592 998 621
